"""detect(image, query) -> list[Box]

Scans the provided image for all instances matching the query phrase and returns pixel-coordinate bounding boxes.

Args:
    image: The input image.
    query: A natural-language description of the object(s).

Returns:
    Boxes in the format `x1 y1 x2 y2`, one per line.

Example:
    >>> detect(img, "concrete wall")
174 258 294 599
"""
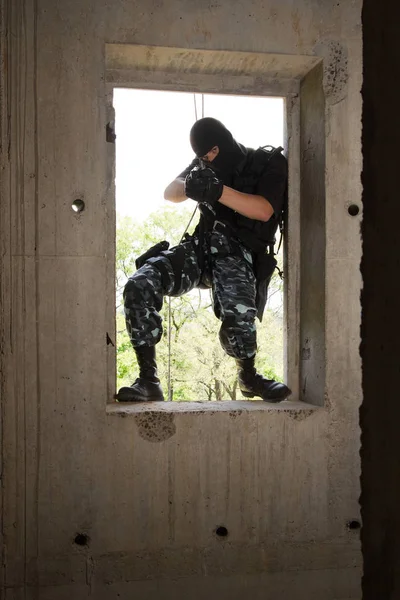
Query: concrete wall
299 62 326 405
360 0 400 597
0 1 362 598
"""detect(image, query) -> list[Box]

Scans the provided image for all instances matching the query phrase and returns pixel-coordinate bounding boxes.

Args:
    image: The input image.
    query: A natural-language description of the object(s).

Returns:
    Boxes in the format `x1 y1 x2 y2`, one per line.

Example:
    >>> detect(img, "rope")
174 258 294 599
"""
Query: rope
166 92 205 401
193 93 205 122
193 94 198 121
178 205 198 244
177 93 204 246
167 296 172 401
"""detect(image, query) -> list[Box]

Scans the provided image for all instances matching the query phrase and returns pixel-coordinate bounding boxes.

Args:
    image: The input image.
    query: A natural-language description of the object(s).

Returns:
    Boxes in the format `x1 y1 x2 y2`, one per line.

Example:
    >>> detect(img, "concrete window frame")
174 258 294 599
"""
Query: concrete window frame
105 44 324 411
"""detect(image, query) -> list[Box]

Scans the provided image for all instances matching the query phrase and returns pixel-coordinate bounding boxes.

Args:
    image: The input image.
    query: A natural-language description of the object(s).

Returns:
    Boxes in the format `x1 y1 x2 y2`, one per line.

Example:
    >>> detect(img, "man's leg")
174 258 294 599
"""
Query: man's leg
211 231 290 402
115 240 202 402
210 231 258 359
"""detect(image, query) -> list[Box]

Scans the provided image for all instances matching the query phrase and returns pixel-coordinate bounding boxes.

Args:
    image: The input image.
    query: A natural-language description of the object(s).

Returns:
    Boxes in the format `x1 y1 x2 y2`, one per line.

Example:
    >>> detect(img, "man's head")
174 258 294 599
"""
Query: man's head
189 117 231 160
189 117 245 182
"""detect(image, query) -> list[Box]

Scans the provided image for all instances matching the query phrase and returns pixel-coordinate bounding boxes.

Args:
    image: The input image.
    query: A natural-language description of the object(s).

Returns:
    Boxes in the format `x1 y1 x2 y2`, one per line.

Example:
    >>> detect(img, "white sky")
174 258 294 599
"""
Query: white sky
113 89 284 221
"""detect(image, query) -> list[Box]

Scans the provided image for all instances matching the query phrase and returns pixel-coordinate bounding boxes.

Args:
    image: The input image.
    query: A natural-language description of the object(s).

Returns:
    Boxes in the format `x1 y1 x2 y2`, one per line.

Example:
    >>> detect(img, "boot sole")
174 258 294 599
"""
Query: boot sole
114 391 165 403
241 390 291 403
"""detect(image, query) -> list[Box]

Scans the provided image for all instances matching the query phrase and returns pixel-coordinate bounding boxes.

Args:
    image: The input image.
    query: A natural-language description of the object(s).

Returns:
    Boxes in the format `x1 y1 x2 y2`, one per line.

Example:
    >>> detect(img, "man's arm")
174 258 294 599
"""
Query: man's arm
164 158 199 203
164 177 187 203
218 186 274 222
221 152 288 222
165 176 274 219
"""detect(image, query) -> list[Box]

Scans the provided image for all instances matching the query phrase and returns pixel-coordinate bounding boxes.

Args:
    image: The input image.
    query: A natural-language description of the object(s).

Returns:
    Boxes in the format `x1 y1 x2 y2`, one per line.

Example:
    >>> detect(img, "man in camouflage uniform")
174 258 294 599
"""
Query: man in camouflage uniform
116 118 291 403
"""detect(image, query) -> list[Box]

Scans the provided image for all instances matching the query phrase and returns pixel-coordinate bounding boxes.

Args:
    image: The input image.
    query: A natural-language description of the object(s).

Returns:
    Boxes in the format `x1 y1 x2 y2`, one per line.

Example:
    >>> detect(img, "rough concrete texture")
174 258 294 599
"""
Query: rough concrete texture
360 0 400 597
134 412 177 442
0 0 362 598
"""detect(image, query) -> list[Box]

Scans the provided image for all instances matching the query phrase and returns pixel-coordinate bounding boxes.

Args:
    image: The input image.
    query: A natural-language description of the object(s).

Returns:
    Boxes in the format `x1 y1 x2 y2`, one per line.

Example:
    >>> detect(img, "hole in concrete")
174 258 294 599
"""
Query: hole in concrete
347 520 361 530
74 533 90 546
348 204 360 216
215 526 229 538
72 199 85 213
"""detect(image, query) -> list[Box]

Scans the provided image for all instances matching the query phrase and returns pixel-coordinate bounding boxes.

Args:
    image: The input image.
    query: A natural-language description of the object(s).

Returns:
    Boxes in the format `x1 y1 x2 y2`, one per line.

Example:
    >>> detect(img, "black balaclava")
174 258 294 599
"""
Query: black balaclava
189 117 246 184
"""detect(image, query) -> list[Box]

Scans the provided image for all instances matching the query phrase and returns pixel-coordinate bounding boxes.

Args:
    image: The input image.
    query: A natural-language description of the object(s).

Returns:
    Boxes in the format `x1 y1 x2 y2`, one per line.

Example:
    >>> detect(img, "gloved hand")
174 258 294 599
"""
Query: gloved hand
184 166 224 206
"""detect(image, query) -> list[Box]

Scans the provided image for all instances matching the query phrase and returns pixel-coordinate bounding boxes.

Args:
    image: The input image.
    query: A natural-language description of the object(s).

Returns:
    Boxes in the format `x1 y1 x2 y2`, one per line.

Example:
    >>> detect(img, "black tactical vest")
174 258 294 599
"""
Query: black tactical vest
213 145 287 254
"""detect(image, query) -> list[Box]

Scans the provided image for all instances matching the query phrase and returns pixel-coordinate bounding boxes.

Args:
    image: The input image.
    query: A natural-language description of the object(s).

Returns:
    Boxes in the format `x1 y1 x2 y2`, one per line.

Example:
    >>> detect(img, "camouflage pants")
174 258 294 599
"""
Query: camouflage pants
123 229 257 359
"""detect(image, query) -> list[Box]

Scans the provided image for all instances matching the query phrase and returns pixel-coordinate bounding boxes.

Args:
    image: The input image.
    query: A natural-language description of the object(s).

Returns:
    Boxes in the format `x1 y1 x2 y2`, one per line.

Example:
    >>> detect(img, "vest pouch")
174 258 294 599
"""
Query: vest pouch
144 243 190 296
135 240 170 270
235 216 278 252
254 251 277 283
254 252 277 321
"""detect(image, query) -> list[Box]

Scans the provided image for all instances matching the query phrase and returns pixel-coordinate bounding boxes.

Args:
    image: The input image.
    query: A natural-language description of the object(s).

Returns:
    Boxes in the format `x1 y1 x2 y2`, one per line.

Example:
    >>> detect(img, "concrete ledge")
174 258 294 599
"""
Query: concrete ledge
106 44 321 79
107 399 319 415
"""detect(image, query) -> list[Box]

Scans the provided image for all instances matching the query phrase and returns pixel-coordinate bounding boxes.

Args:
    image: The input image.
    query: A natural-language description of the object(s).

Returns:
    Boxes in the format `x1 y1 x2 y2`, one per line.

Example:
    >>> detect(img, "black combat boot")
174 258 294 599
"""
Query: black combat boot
115 346 164 402
236 356 291 403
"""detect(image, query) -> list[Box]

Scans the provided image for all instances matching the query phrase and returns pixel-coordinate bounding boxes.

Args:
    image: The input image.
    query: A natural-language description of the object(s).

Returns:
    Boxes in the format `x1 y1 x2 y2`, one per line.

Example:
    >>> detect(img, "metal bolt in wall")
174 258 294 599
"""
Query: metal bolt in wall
72 199 85 213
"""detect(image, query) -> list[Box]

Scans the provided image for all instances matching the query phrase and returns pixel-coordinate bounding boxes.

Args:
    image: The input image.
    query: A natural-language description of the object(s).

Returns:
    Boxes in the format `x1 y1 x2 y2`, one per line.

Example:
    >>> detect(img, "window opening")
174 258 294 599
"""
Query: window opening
114 89 285 401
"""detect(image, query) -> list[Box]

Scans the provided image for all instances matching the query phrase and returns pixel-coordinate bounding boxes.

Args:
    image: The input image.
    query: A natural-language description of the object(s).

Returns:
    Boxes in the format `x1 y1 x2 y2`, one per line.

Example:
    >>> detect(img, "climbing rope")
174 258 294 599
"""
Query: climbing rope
167 93 204 401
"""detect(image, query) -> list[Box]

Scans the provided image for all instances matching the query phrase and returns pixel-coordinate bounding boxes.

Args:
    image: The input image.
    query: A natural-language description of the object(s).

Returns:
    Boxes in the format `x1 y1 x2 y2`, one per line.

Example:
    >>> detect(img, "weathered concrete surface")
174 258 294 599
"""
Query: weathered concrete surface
0 0 362 598
360 0 400 597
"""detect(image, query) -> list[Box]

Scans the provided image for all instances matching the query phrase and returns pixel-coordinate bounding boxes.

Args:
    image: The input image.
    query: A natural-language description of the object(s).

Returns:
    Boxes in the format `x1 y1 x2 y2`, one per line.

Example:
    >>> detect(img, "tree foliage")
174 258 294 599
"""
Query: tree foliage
116 205 284 401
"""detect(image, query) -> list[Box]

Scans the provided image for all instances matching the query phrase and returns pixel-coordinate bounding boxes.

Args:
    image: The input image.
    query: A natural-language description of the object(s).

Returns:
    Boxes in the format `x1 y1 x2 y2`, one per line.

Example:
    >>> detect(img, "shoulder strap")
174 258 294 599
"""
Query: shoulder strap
259 145 284 160
260 145 287 260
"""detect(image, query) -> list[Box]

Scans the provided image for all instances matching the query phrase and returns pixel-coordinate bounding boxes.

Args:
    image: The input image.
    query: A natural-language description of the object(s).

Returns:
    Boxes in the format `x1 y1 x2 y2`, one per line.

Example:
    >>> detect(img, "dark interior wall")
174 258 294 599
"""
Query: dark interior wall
360 1 400 597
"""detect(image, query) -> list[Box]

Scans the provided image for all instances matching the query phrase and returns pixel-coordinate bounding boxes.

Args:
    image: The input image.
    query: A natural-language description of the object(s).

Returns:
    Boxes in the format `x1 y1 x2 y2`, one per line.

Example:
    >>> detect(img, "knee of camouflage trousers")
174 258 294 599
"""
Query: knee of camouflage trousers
218 315 257 359
209 232 258 360
123 264 166 347
122 242 203 348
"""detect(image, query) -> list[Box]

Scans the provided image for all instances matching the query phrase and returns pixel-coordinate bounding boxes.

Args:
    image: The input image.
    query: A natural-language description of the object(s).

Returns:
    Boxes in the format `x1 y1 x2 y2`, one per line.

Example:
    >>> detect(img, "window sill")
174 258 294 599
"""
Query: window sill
107 399 319 416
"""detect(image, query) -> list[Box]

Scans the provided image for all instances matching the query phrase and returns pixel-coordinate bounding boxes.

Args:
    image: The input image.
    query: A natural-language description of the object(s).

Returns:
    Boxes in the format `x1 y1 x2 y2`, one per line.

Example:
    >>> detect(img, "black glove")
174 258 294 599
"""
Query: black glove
184 166 223 206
